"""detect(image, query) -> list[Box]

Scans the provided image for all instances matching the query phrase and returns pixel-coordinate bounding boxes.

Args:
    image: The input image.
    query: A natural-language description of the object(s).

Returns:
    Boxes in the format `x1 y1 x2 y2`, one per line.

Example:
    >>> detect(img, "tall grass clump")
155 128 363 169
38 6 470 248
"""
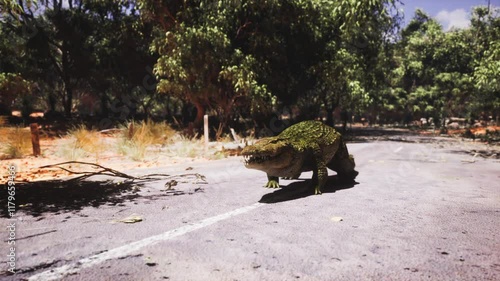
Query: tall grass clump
166 134 205 158
57 125 106 162
118 120 175 161
0 127 32 159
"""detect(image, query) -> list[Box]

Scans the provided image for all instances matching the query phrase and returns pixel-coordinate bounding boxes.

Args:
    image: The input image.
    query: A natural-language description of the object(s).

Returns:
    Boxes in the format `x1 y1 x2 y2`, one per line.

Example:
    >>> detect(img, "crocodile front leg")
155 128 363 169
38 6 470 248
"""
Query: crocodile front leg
265 175 280 188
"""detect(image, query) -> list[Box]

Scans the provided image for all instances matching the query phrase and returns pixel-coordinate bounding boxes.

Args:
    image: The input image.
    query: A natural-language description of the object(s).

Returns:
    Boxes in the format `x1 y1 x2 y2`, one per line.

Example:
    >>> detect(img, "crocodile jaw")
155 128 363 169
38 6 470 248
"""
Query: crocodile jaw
241 139 294 171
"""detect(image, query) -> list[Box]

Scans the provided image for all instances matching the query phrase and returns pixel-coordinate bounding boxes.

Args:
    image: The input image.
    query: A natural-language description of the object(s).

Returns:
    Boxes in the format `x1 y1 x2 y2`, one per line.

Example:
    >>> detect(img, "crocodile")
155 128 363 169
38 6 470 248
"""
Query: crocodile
241 120 358 195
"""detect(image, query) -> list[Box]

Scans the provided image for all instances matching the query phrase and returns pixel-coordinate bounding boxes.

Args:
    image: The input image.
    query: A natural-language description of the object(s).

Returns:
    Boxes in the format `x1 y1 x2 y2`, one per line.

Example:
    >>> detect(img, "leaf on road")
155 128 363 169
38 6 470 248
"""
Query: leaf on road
144 256 157 266
117 214 143 223
331 216 344 222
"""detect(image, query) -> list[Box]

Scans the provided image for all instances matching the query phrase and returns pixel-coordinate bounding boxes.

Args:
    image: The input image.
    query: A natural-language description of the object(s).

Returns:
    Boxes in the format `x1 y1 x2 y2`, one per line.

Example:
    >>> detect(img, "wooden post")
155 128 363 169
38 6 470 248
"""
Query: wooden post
30 123 41 156
204 115 209 153
128 122 134 140
230 128 239 142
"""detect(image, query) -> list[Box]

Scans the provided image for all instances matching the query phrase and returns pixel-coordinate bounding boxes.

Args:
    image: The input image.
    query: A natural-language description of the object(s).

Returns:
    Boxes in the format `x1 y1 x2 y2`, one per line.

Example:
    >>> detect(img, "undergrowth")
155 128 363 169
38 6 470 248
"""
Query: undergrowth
0 127 32 159
118 120 176 161
57 125 106 162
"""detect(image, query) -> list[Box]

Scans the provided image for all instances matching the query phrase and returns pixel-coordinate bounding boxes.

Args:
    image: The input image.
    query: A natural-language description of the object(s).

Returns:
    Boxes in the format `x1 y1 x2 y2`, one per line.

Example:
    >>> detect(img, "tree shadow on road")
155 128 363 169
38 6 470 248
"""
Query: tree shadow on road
259 176 358 203
0 180 142 217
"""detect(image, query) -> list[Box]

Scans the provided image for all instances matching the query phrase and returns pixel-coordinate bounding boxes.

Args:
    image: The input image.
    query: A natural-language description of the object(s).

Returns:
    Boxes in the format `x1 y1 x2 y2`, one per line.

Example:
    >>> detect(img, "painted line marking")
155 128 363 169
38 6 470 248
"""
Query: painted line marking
28 202 264 281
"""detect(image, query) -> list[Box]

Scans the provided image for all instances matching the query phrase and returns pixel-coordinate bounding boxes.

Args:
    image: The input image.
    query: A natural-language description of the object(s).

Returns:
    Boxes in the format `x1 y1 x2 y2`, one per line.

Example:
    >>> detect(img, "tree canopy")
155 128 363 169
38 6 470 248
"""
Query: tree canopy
0 0 498 133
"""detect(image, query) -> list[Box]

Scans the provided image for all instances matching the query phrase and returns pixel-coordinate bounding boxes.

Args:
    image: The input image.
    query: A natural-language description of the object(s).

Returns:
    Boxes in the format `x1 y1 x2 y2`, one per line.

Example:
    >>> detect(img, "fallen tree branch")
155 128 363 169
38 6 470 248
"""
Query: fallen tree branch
39 161 171 182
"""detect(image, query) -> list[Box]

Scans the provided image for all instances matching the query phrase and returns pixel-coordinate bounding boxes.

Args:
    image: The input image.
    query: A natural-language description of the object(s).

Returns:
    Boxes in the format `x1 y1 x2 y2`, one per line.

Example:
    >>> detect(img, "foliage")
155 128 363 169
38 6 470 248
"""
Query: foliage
148 1 276 129
0 0 498 132
0 73 32 115
1 0 156 119
387 7 499 126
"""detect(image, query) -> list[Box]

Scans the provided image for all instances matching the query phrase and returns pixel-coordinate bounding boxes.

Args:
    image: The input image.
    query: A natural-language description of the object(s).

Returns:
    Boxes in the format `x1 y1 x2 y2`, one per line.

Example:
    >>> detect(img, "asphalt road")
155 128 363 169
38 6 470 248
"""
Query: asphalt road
1 136 499 281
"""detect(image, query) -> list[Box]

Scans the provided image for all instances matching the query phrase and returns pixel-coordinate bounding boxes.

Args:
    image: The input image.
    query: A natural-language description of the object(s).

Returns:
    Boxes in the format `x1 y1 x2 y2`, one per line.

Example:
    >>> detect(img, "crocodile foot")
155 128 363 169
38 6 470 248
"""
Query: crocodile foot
265 180 280 188
314 185 322 195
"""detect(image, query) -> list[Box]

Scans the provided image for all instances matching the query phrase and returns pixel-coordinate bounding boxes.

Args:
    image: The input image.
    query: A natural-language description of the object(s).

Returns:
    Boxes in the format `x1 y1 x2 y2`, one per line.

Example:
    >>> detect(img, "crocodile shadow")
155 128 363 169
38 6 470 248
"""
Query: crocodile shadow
259 175 357 203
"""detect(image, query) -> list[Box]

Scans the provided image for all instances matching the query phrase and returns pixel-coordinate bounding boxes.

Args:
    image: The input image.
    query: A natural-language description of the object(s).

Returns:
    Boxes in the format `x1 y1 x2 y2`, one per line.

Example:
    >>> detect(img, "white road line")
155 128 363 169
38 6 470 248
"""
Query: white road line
28 202 264 281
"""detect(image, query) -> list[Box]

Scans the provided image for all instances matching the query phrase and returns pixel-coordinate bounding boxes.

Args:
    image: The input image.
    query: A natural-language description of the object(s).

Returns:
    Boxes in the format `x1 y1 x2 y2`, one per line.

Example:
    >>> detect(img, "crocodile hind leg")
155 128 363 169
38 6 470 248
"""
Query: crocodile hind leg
312 167 327 195
327 139 358 181
312 145 328 195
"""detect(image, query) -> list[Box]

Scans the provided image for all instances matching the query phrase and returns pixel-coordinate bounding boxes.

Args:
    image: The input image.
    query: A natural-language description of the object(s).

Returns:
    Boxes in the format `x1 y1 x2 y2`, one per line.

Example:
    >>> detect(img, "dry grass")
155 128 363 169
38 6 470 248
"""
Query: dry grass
165 134 205 158
118 120 176 161
57 125 107 162
0 127 32 159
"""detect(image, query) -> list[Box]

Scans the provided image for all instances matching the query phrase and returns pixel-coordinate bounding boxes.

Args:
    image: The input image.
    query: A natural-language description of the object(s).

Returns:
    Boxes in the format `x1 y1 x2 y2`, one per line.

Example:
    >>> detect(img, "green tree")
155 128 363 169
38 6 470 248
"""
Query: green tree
142 1 276 130
1 0 155 121
140 0 402 131
470 6 500 122
390 9 479 126
0 73 32 116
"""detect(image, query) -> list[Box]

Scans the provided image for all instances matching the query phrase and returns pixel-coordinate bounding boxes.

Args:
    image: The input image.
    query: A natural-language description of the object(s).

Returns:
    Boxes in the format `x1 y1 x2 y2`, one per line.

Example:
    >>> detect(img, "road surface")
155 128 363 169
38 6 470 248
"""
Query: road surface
1 136 499 280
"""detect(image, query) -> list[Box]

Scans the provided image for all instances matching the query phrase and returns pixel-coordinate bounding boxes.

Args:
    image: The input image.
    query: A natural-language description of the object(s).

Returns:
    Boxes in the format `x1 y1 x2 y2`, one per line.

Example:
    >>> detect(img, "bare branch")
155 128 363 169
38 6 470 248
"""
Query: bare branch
39 161 172 182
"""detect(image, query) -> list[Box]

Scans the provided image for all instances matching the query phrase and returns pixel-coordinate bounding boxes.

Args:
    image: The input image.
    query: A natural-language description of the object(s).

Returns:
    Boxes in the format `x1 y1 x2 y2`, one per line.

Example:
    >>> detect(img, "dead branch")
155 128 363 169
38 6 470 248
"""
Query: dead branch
38 161 209 186
39 161 171 182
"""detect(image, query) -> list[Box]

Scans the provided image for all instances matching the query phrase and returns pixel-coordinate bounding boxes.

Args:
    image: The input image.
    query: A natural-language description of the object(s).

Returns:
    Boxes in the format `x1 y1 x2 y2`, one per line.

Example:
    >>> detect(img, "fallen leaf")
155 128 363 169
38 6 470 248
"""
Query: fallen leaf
143 256 157 266
331 216 343 222
118 214 143 223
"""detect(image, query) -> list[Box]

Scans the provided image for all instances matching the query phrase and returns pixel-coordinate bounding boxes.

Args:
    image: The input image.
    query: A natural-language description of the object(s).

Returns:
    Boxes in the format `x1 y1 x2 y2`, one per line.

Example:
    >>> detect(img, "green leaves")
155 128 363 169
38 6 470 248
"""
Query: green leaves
389 6 499 125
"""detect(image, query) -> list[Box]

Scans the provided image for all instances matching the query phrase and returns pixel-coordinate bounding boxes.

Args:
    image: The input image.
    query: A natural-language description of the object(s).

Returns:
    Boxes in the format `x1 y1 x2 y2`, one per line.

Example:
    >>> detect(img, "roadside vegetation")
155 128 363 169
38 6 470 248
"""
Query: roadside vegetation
0 126 32 159
117 120 176 161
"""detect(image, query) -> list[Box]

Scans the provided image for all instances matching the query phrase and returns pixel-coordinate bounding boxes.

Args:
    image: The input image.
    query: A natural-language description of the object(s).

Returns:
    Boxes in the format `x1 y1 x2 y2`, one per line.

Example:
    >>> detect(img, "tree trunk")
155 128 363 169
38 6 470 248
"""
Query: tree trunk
62 39 72 118
64 84 73 118
193 101 205 127
325 106 335 127
324 96 339 128
341 109 348 133
100 94 109 117
48 93 56 112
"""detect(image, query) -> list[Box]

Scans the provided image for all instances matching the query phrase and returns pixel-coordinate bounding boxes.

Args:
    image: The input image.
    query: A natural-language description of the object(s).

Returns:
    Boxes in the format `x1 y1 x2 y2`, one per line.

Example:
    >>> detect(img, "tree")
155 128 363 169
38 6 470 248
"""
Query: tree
470 6 500 122
1 0 156 121
0 73 32 116
140 0 402 132
142 1 275 131
389 9 478 126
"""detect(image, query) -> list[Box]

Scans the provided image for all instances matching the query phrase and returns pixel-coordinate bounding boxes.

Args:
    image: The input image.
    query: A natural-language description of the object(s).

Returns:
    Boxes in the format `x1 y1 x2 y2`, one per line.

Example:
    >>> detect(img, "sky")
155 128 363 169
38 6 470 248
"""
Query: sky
398 0 499 30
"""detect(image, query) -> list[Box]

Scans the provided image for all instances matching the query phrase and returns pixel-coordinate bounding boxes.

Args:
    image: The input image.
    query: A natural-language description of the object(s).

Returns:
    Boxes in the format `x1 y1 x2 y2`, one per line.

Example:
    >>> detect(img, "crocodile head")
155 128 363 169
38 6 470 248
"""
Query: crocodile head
241 137 294 171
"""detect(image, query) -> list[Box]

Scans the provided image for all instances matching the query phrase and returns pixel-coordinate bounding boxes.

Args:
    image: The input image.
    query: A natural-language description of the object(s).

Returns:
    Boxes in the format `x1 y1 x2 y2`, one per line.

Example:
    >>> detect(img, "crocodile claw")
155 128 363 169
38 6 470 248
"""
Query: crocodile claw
314 185 322 195
265 180 280 188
